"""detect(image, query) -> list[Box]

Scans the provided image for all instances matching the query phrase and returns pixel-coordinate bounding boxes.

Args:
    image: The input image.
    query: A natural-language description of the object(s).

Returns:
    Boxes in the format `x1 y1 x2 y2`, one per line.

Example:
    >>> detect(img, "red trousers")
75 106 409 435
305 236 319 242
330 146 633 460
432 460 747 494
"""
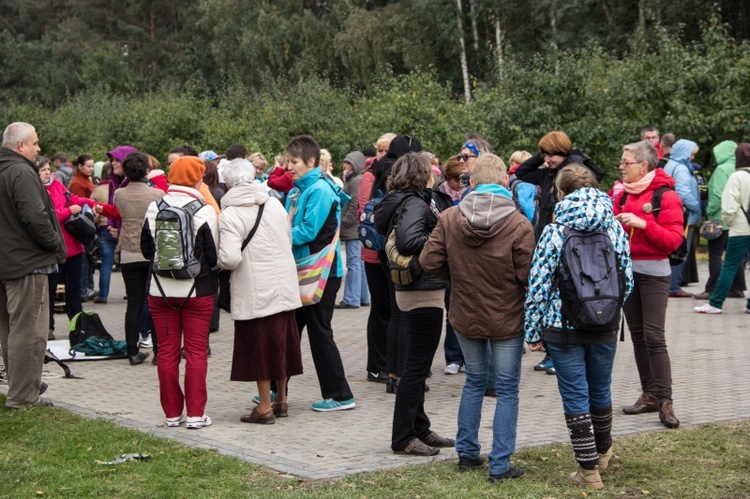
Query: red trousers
148 294 214 419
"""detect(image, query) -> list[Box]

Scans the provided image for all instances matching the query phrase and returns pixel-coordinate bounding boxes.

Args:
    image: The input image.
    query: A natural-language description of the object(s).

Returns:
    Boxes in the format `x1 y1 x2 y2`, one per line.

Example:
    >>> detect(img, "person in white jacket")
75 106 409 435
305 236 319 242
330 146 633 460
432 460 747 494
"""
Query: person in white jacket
141 156 219 430
695 142 750 314
218 159 303 424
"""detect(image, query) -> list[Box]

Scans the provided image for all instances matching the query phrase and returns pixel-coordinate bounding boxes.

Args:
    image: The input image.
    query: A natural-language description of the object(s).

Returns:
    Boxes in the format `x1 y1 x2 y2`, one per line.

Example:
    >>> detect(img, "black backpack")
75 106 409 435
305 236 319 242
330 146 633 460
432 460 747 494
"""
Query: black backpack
556 227 626 333
68 311 114 347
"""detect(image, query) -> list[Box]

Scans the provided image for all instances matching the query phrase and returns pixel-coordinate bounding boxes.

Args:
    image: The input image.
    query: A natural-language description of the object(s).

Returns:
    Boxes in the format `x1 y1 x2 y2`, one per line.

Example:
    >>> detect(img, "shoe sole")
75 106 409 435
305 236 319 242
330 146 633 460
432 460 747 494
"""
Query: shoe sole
186 422 212 429
166 418 185 427
311 402 356 412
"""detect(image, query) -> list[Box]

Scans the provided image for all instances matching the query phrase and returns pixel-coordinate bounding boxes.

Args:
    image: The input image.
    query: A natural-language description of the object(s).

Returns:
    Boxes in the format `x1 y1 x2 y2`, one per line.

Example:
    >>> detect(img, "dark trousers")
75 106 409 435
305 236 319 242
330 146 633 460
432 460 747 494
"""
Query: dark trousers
704 230 745 294
47 273 58 332
364 262 388 374
296 276 353 402
383 258 408 376
392 306 443 450
443 288 464 365
122 262 152 357
623 273 673 402
59 253 83 320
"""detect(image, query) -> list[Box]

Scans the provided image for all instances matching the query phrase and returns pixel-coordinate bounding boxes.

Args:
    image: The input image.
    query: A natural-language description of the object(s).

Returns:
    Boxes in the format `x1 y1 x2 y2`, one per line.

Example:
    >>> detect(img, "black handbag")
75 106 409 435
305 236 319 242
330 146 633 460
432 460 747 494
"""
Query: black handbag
65 203 98 245
699 219 724 241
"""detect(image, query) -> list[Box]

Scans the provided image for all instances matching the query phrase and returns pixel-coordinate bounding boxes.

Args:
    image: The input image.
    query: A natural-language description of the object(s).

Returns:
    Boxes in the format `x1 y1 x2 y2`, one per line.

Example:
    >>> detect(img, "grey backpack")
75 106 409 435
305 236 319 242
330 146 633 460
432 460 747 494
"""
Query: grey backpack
556 227 625 333
152 198 204 280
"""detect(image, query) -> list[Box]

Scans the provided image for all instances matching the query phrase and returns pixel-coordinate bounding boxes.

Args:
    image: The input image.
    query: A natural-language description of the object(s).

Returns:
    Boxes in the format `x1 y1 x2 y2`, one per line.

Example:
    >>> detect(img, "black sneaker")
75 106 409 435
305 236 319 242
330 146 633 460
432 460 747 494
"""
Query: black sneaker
458 455 484 472
129 352 150 366
489 468 524 482
367 371 388 383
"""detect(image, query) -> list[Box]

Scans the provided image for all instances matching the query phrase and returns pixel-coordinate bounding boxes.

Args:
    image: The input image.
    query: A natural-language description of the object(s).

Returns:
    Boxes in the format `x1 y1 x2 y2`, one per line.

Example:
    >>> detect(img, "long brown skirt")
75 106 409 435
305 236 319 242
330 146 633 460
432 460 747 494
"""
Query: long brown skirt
230 309 303 382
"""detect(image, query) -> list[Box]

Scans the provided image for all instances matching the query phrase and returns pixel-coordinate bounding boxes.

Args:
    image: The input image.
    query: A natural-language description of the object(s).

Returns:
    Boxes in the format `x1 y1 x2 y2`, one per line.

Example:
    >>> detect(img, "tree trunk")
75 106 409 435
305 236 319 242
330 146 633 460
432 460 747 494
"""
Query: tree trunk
638 0 646 32
469 0 479 51
550 0 559 76
494 15 504 80
455 0 472 104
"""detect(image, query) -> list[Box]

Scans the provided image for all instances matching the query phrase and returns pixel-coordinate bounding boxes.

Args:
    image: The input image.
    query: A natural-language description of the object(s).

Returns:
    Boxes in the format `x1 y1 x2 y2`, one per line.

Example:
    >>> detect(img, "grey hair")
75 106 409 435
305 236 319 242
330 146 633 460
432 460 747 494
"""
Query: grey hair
221 158 257 188
387 152 431 192
2 122 35 149
623 141 658 171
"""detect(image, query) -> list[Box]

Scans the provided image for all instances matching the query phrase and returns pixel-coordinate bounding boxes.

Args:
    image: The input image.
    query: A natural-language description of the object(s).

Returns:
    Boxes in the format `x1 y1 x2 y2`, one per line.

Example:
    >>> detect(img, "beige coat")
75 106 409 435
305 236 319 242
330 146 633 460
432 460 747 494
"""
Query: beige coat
721 167 750 236
218 183 301 320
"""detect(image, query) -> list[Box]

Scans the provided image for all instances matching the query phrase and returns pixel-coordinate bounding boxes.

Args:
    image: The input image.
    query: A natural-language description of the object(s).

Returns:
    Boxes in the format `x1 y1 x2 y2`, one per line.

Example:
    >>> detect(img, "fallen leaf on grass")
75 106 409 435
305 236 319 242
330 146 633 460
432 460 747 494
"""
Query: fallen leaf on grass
36 491 44 496
642 490 650 495
540 456 549 461
95 453 151 465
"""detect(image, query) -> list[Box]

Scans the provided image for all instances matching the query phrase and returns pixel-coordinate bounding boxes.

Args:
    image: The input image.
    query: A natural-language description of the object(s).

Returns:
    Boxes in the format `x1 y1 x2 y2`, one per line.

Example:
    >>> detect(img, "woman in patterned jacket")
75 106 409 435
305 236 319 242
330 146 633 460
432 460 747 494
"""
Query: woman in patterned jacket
524 165 633 490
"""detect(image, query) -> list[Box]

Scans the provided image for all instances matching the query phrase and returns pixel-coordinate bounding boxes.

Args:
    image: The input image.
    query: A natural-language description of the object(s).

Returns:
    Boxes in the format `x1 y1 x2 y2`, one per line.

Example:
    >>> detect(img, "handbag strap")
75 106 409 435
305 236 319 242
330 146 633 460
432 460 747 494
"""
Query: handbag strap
241 203 265 252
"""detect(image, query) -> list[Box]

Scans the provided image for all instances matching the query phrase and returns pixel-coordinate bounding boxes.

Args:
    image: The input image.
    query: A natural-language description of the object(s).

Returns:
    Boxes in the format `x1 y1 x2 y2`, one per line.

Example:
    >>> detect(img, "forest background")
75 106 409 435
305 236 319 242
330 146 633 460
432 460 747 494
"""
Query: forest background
1 0 749 181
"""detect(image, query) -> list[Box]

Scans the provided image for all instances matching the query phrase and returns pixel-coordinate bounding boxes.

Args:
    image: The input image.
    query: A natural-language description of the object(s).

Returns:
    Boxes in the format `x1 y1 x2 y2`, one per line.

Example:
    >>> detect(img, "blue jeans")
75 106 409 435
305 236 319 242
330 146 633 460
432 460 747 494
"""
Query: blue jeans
97 229 116 300
443 288 464 365
455 332 523 476
546 342 617 414
342 240 369 306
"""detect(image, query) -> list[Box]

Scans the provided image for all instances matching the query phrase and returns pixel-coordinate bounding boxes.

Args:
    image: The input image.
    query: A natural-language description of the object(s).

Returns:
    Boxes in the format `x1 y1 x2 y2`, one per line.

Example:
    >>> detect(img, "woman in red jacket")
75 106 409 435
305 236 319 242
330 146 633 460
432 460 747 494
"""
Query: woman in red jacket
613 141 684 429
38 157 117 336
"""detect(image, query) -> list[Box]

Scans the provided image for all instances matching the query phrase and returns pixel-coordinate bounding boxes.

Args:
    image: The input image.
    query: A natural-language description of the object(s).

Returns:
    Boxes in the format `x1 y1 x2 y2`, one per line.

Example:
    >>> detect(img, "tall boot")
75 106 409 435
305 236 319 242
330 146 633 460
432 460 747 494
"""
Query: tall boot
565 413 599 469
591 405 613 469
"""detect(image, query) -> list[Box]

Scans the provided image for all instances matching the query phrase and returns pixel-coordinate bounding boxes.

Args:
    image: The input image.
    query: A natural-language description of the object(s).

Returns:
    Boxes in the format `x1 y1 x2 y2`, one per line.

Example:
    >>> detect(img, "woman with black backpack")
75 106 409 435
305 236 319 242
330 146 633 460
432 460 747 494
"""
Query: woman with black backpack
525 165 633 490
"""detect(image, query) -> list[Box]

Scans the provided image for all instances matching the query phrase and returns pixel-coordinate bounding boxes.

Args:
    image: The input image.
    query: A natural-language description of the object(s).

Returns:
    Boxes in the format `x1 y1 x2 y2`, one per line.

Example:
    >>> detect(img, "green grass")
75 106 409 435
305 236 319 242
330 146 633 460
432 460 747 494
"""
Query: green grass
1 396 748 498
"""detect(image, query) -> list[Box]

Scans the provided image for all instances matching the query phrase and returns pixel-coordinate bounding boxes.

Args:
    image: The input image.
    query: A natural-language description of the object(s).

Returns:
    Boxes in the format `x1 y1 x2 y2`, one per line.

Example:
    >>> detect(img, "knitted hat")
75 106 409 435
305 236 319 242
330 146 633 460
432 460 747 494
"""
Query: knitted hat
736 143 750 168
168 156 205 187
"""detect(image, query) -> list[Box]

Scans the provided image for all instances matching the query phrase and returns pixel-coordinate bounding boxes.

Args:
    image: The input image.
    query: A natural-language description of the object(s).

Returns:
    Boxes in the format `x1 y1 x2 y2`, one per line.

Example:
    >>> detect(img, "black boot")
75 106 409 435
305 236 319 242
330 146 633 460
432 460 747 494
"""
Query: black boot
564 413 599 470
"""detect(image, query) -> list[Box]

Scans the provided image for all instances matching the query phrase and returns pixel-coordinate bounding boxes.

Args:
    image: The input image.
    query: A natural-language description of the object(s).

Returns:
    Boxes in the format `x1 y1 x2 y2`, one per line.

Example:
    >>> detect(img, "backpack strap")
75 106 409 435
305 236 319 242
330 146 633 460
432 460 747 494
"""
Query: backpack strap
241 203 265 252
618 191 629 209
650 187 668 221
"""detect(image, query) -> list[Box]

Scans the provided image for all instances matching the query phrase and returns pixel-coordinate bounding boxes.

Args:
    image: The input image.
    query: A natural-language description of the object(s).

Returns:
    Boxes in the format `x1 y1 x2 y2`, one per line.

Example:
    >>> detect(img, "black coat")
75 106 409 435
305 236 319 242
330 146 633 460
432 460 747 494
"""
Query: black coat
515 148 606 240
374 188 447 292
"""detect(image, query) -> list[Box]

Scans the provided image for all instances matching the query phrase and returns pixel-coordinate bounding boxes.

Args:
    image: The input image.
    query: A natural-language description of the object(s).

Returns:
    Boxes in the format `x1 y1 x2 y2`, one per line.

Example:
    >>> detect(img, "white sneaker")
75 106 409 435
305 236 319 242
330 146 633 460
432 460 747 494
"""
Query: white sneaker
444 363 461 375
694 303 722 314
744 308 750 314
186 415 212 429
165 414 185 427
138 334 153 348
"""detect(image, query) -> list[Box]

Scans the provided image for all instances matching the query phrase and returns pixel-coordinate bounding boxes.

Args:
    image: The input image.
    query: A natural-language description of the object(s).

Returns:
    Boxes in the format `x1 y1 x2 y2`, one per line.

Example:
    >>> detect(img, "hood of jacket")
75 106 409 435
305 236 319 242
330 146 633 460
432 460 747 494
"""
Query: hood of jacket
220 182 270 209
666 139 697 171
107 145 137 164
714 140 737 167
386 134 422 160
344 151 366 175
553 186 617 232
294 166 351 208
458 184 517 245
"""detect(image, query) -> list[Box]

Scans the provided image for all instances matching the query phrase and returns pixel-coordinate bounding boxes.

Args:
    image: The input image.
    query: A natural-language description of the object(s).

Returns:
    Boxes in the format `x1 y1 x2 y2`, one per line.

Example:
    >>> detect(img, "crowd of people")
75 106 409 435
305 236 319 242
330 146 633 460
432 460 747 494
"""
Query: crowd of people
1 120 749 489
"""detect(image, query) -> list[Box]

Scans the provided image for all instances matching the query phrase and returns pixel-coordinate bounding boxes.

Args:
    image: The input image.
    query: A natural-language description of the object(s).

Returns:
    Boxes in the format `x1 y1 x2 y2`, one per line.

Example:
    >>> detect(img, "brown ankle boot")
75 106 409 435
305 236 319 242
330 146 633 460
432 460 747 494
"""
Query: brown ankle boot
622 392 658 414
598 447 612 470
569 466 603 489
659 401 680 428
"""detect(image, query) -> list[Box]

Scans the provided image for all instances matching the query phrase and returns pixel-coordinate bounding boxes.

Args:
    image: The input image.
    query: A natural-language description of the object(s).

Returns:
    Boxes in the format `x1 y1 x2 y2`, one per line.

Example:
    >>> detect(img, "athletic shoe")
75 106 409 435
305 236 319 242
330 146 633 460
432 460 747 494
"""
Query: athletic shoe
694 303 722 314
546 366 557 375
166 415 186 427
0 368 6 384
186 415 212 429
534 355 553 371
444 363 461 375
138 334 153 348
367 371 388 383
252 391 276 405
311 398 356 412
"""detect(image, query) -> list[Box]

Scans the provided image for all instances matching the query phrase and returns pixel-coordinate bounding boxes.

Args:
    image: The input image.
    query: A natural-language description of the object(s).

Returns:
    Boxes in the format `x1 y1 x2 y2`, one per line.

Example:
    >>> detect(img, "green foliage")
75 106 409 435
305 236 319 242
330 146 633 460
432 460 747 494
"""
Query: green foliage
1 14 748 183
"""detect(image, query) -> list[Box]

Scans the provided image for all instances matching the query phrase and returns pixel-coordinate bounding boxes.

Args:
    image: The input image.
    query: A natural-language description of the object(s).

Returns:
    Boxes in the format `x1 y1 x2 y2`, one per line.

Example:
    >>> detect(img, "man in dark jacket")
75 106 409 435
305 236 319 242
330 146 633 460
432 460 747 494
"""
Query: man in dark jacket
0 122 66 409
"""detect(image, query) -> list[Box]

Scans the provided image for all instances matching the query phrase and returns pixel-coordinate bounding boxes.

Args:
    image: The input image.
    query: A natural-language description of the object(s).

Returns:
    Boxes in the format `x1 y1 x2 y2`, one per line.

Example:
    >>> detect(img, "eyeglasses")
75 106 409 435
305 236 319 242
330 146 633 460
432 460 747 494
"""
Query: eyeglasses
619 160 642 167
457 154 477 162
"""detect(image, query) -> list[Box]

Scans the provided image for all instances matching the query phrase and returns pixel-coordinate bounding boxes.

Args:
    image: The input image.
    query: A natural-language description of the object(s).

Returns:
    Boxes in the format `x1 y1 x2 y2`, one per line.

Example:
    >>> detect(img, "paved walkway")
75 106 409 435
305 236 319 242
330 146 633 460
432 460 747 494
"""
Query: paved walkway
3 262 749 479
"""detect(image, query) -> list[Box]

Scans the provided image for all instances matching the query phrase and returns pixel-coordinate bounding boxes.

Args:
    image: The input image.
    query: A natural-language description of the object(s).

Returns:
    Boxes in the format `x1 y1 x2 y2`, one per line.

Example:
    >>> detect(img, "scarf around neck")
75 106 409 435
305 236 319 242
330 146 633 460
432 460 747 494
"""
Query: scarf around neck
623 170 655 195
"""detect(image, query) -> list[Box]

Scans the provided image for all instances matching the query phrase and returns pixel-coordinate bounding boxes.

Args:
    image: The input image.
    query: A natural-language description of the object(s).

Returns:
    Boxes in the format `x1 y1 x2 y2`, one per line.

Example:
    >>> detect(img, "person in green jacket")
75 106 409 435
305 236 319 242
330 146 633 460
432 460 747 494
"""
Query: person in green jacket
694 140 746 300
0 122 66 409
